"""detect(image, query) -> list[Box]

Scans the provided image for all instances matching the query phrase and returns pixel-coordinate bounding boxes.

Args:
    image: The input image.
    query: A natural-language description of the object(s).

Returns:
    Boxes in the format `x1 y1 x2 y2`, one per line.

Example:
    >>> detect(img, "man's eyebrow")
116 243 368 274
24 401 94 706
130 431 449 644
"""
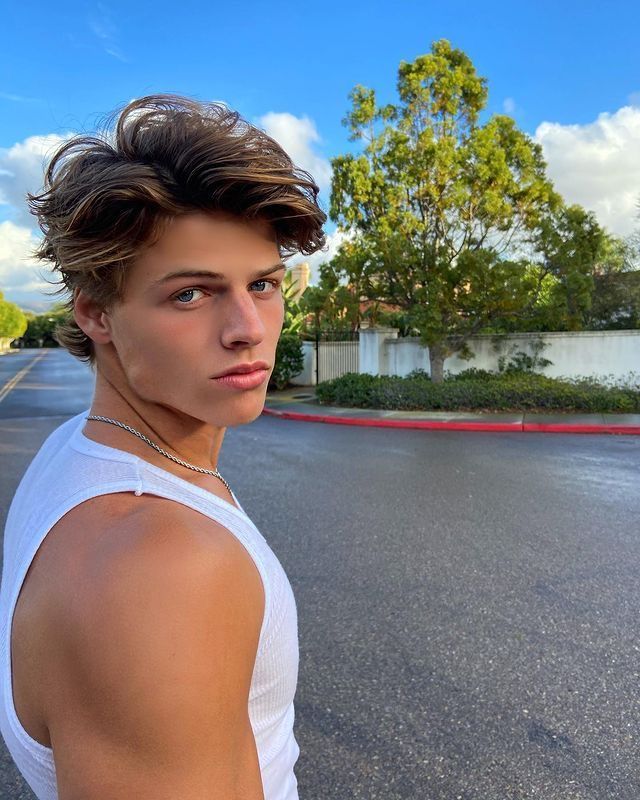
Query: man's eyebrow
153 263 287 285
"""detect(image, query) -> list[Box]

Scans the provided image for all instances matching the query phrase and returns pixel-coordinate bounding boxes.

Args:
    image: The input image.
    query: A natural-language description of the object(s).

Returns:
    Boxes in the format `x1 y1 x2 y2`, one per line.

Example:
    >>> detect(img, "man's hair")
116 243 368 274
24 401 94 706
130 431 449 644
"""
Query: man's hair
28 94 327 362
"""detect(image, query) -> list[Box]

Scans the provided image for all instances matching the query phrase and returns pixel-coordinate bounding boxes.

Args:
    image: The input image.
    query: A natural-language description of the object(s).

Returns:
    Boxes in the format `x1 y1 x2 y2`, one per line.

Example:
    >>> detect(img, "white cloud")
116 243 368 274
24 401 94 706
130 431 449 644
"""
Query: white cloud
0 133 69 228
535 105 640 236
257 111 332 191
0 133 72 308
0 220 55 307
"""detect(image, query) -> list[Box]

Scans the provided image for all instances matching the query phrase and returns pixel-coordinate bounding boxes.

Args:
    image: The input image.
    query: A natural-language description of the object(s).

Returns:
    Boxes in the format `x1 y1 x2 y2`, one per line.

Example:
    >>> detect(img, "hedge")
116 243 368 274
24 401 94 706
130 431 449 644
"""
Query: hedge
315 370 640 413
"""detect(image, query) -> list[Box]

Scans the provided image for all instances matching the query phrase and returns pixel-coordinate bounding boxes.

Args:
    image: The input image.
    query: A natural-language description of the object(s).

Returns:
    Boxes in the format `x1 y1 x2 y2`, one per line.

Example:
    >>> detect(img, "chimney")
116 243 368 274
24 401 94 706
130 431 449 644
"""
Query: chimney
287 262 311 301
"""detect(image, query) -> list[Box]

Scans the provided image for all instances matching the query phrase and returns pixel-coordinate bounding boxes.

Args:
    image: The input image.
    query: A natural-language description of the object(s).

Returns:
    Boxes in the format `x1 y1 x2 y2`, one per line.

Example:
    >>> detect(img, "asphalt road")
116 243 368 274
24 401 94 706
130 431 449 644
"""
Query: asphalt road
1 349 639 799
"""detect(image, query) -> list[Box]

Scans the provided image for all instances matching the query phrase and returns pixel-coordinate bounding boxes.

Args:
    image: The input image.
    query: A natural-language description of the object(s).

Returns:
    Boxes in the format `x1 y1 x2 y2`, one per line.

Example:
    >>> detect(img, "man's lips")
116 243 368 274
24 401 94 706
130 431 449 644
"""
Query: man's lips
212 361 270 378
212 369 269 390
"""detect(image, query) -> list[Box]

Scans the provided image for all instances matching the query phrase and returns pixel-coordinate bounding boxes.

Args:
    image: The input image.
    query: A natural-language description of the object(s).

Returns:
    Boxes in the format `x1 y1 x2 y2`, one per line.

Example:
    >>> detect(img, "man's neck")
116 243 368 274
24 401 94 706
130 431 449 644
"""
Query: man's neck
85 367 226 473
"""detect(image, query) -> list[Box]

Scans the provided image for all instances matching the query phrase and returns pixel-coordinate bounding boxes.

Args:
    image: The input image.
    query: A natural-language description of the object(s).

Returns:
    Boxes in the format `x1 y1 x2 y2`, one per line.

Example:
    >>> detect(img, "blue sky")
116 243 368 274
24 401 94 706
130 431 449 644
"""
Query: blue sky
2 0 640 309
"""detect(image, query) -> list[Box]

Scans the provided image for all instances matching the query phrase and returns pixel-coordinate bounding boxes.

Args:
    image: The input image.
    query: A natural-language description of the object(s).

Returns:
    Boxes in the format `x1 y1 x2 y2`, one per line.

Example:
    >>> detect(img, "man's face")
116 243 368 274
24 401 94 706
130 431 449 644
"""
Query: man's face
99 211 285 428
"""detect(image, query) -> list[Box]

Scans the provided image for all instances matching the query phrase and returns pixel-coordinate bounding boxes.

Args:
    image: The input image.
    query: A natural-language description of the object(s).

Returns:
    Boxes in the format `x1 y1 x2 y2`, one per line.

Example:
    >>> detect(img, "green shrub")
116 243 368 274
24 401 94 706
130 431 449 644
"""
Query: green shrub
315 370 640 412
497 346 552 375
316 372 380 406
269 333 304 391
405 368 431 381
446 367 498 382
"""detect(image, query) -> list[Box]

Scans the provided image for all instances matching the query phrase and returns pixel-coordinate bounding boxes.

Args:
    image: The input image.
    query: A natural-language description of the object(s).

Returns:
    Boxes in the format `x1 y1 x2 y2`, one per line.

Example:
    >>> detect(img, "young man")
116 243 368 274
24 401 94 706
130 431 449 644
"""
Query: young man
0 95 326 799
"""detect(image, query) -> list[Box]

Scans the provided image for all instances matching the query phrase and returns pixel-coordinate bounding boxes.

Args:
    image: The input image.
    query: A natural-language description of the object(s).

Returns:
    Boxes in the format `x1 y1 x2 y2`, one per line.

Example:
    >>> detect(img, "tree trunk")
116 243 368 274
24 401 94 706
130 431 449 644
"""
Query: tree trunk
429 344 446 383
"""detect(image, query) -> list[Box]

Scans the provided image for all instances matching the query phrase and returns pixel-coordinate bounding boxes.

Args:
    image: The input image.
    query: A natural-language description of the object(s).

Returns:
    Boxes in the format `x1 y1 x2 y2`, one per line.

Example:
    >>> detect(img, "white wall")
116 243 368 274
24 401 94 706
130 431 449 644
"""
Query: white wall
386 330 640 382
359 327 399 376
289 329 640 386
290 340 315 385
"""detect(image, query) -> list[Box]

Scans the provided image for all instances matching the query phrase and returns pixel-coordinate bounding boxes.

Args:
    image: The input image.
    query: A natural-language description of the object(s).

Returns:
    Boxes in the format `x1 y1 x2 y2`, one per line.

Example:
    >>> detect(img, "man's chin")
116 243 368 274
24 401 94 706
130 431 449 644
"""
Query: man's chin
230 401 265 427
205 396 266 428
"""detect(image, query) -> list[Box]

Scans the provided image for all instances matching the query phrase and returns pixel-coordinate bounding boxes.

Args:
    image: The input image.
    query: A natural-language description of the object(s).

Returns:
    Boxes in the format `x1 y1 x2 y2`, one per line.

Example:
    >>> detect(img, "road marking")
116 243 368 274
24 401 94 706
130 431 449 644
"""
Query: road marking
0 351 47 403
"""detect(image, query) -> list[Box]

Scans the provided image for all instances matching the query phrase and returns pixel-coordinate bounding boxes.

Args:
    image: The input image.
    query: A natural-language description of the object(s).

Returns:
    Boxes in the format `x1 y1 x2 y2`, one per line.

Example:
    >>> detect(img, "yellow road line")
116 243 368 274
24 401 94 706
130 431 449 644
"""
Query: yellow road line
0 351 47 403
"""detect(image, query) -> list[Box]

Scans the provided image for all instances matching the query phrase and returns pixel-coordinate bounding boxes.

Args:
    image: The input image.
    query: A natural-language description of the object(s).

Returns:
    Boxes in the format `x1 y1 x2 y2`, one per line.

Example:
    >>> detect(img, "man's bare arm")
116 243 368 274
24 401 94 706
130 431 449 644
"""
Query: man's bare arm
45 498 266 800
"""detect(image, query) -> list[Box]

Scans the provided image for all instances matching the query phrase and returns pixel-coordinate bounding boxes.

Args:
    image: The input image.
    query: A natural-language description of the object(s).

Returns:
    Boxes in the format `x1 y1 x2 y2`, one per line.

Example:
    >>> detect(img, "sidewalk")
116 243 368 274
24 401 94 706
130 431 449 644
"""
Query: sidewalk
263 388 640 435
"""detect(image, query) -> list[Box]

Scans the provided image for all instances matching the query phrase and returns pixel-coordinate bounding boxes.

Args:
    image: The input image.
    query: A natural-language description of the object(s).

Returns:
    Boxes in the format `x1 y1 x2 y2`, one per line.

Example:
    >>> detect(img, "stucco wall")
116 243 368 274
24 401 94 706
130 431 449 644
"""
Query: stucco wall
289 340 315 385
386 330 640 381
289 329 640 385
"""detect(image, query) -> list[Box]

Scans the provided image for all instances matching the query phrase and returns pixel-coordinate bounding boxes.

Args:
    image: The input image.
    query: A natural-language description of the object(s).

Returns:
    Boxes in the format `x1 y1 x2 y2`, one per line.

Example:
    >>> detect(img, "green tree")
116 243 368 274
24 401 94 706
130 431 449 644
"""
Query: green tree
587 270 640 329
0 292 28 342
533 205 609 330
21 305 69 347
489 206 619 333
330 39 561 381
585 234 640 330
298 261 362 335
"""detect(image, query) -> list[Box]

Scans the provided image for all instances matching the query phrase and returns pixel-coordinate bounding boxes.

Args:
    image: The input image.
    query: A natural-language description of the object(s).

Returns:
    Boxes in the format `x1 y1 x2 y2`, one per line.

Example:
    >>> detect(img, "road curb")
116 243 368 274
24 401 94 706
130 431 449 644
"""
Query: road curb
521 422 640 435
262 407 640 435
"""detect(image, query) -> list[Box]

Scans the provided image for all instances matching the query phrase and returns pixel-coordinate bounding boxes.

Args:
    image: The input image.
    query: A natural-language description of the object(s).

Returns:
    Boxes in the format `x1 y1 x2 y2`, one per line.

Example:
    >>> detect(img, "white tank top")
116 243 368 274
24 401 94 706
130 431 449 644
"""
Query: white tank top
0 412 300 800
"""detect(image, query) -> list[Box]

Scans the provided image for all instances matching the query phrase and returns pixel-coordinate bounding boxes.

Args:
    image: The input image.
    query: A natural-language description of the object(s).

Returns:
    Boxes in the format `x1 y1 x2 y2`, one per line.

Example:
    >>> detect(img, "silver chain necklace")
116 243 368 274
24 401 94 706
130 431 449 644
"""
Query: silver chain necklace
86 415 231 492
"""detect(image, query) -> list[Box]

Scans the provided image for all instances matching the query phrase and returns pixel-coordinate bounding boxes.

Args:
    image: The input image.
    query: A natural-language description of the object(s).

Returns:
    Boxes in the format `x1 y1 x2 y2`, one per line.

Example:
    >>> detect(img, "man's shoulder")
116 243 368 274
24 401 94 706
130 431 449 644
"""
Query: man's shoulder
96 494 252 576
58 492 253 577
39 496 267 798
43 493 264 631
54 489 225 541
47 492 266 681
82 494 259 603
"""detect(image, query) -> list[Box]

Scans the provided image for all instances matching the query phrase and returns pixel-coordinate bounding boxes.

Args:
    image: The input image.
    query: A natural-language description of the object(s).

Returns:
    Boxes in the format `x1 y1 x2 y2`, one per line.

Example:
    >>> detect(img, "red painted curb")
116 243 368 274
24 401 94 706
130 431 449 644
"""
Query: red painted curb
522 423 640 435
262 407 640 435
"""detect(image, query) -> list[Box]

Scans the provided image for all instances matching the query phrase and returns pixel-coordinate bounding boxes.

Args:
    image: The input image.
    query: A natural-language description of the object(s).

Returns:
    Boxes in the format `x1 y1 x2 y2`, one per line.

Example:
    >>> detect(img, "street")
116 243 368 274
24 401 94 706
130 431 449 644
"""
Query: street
1 349 639 799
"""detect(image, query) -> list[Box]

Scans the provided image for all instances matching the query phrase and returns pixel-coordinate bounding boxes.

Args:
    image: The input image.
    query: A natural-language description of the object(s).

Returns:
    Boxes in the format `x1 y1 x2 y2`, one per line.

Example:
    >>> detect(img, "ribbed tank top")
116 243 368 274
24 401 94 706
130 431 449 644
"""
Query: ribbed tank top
0 412 300 800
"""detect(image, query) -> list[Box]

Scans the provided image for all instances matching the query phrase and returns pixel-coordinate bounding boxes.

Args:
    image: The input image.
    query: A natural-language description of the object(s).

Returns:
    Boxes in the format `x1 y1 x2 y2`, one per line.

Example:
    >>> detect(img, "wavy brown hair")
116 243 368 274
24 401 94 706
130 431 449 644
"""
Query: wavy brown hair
28 94 327 362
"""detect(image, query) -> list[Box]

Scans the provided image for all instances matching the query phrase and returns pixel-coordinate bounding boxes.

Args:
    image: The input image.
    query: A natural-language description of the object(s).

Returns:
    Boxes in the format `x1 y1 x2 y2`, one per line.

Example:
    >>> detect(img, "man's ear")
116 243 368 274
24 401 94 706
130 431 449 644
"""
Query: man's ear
73 289 113 345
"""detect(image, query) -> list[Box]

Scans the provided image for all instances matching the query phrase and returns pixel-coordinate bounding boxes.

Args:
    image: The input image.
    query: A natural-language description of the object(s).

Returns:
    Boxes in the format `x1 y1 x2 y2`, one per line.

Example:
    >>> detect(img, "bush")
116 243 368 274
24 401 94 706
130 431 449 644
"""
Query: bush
316 372 381 406
446 367 498 382
405 368 431 381
269 333 305 391
315 370 640 413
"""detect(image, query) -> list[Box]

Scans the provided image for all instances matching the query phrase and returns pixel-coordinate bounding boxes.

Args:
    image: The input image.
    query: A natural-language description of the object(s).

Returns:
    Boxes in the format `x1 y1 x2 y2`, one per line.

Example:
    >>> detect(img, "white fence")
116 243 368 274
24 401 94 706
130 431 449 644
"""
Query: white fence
291 340 360 385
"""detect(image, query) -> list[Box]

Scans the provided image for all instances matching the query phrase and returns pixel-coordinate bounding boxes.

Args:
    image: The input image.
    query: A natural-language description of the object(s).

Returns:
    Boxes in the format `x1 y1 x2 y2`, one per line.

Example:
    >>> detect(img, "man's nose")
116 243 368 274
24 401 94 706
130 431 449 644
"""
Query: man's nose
219 289 266 348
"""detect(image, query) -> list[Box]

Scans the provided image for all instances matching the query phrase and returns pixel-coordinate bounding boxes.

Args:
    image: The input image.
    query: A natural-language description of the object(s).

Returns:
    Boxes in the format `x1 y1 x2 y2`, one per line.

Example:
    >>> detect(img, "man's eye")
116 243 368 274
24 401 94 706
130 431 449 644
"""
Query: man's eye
252 279 280 293
174 288 204 304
